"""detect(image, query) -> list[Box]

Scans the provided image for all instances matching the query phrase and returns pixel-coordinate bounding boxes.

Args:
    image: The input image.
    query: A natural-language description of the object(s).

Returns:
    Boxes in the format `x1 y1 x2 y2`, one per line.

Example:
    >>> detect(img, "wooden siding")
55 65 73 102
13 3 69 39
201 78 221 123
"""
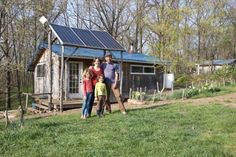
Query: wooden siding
122 62 163 94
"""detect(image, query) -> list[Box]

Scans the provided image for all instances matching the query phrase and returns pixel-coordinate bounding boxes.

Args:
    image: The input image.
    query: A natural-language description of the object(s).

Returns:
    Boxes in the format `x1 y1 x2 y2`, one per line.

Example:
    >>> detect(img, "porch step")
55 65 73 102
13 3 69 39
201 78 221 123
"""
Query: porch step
35 103 48 110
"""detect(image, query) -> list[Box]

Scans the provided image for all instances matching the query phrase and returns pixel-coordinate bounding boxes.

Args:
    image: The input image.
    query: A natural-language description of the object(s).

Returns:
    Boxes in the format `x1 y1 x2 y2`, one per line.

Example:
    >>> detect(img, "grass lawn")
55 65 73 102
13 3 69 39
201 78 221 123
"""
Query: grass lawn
0 103 236 157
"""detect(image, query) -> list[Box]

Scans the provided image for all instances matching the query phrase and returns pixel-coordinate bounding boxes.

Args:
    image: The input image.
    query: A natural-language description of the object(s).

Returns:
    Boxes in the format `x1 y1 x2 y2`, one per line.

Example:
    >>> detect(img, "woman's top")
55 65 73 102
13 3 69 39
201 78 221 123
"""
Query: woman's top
89 66 104 86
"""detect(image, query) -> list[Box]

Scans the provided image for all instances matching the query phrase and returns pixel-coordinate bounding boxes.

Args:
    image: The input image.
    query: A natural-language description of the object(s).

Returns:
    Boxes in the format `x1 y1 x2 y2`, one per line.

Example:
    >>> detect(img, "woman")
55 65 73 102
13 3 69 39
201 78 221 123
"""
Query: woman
88 58 103 117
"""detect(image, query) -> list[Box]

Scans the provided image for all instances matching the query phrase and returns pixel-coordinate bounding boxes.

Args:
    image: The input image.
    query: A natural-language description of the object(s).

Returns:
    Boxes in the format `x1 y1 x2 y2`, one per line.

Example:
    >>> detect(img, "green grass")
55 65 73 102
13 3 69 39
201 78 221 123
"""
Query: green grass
1 103 236 157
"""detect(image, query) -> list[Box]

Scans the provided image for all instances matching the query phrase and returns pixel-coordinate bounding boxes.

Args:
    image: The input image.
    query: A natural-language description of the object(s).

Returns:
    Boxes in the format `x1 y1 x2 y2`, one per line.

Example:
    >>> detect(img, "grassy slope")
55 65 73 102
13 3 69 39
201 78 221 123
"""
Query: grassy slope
0 103 236 157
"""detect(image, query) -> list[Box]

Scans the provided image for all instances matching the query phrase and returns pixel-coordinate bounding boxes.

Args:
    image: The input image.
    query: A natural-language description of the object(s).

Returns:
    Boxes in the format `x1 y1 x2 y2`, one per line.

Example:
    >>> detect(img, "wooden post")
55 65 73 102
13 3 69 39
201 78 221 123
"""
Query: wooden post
153 89 156 103
25 93 29 111
48 30 52 111
5 92 9 128
157 81 159 92
182 89 185 99
171 81 174 94
144 86 147 93
59 46 65 112
120 51 123 93
129 88 132 99
65 61 68 102
140 87 143 102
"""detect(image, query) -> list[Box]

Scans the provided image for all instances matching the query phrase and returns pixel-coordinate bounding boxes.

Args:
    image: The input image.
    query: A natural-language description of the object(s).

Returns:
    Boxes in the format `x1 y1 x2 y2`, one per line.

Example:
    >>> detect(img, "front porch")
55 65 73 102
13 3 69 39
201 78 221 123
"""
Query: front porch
32 95 84 111
31 92 129 111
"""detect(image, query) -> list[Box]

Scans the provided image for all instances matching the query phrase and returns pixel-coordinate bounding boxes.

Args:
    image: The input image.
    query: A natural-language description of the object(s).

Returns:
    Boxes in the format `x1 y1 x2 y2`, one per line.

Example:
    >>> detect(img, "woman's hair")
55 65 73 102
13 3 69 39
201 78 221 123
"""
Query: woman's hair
83 68 93 78
92 58 100 66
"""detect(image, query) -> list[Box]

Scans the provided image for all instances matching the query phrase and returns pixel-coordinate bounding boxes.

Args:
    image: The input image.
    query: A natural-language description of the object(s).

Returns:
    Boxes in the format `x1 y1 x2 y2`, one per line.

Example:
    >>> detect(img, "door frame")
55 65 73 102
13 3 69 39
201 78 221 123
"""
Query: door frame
66 61 83 99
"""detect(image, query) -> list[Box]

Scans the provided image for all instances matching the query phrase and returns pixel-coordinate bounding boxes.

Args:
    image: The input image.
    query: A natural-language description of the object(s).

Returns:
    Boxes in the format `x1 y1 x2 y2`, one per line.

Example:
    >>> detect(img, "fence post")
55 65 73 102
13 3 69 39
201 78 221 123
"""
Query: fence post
5 91 9 128
156 82 159 92
129 88 132 99
140 88 143 102
182 89 185 99
171 81 174 94
144 86 147 93
153 89 156 103
25 93 29 112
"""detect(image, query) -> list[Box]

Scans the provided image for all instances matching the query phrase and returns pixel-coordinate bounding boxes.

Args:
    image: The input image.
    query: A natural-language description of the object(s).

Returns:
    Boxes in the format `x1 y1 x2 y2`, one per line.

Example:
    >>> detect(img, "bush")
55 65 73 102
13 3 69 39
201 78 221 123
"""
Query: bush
186 88 199 98
167 90 183 100
175 74 192 88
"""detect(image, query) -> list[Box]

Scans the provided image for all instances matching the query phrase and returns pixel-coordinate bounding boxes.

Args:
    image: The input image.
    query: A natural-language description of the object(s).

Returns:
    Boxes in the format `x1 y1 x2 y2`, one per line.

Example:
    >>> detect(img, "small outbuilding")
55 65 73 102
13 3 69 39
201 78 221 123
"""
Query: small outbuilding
196 59 236 74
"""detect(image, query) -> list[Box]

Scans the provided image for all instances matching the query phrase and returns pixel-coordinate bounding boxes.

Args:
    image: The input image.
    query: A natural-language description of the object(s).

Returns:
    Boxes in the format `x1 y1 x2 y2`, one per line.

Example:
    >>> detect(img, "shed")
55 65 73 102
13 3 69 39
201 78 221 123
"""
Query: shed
196 59 236 74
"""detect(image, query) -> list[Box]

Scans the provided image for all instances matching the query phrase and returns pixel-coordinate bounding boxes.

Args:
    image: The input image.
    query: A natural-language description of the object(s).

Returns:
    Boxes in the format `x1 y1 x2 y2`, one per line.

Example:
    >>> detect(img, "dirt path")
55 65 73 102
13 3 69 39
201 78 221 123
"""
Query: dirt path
1 92 236 122
175 92 236 108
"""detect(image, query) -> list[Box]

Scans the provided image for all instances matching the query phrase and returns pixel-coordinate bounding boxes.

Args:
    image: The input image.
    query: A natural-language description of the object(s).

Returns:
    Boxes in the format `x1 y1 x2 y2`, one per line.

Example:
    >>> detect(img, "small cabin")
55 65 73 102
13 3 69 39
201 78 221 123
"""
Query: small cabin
28 24 167 110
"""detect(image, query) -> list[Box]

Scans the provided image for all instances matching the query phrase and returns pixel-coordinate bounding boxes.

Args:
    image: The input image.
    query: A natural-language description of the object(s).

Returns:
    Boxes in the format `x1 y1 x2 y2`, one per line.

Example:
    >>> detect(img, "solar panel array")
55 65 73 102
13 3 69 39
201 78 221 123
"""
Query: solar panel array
50 24 125 51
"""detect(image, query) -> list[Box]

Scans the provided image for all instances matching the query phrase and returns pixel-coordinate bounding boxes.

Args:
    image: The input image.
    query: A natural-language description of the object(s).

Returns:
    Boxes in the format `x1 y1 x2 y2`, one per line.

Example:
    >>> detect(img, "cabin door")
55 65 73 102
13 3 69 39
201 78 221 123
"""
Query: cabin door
68 62 83 99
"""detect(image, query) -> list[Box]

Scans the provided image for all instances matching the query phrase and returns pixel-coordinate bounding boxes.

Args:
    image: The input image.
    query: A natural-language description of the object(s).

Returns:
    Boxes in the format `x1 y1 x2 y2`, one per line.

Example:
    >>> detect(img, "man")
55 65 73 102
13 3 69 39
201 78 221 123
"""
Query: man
101 51 127 115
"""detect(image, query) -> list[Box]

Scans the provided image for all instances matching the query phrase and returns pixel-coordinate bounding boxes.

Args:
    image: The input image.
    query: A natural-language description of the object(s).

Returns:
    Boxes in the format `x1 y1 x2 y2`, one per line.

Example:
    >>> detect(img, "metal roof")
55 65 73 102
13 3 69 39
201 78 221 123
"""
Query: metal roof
45 43 165 64
27 43 167 71
50 24 125 51
199 59 236 66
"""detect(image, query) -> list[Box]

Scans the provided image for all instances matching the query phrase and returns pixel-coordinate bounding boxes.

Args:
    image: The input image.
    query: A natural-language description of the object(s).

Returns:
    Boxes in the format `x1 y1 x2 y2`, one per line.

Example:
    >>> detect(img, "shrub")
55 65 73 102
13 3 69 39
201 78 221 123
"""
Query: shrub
167 90 183 100
175 74 192 88
186 88 199 98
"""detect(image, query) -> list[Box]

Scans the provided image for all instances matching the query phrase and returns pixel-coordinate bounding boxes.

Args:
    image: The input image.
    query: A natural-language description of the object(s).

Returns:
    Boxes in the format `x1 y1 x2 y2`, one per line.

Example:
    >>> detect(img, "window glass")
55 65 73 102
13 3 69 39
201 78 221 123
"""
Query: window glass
131 66 143 73
144 67 154 73
37 64 46 77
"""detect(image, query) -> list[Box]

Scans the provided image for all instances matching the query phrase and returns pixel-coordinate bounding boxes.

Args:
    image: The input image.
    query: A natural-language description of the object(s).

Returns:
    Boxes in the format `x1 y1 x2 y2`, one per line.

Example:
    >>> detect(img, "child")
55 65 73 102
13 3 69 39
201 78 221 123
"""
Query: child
81 69 93 119
94 74 107 117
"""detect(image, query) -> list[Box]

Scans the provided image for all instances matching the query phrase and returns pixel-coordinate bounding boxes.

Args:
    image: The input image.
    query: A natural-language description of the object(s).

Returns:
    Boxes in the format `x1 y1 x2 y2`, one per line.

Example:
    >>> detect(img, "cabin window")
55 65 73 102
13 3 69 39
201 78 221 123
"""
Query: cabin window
144 67 155 74
130 65 155 75
37 64 46 77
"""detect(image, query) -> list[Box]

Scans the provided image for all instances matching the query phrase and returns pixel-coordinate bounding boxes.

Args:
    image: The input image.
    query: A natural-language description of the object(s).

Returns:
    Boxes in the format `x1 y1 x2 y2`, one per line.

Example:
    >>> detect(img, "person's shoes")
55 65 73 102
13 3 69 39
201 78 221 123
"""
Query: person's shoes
106 110 111 114
80 115 86 119
122 111 127 115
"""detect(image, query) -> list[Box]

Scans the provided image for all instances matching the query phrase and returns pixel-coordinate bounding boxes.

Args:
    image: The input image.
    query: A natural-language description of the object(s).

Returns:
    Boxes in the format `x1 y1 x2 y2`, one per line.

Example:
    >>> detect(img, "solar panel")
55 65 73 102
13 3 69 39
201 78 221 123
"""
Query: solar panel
71 28 105 49
91 30 124 50
50 24 85 46
50 24 125 51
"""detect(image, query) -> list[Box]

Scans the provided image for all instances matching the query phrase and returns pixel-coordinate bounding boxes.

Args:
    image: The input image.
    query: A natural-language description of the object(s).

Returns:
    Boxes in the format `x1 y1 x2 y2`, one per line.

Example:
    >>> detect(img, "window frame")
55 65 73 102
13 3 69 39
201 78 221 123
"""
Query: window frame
130 64 155 75
36 63 46 78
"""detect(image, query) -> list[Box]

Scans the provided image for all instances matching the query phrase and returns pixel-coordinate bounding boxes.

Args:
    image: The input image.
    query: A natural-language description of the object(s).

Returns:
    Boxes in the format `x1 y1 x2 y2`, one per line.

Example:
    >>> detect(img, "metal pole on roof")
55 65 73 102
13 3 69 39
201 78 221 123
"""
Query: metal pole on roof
59 45 64 112
48 30 52 111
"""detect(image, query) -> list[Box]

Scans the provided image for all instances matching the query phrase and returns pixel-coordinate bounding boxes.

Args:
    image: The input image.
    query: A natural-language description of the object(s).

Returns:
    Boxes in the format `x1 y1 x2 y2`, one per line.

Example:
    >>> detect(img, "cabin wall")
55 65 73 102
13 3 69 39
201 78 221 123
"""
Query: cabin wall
34 53 164 100
122 63 163 94
34 49 60 99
